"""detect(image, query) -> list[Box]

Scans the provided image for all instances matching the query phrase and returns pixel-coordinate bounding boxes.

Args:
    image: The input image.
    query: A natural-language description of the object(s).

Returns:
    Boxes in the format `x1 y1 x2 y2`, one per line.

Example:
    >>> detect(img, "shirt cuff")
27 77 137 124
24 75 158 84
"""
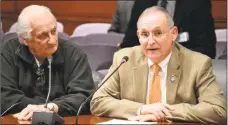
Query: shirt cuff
137 105 144 115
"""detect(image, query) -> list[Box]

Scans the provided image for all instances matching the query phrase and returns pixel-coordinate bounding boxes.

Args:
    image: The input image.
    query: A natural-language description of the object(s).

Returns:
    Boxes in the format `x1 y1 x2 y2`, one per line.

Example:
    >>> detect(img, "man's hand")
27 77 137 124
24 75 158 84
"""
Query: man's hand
18 104 47 120
140 103 175 121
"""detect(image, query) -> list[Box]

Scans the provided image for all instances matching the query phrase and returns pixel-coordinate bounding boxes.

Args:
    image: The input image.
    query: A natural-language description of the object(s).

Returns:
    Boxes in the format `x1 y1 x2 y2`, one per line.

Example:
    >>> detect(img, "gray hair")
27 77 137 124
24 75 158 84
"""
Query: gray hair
137 6 174 28
16 5 54 42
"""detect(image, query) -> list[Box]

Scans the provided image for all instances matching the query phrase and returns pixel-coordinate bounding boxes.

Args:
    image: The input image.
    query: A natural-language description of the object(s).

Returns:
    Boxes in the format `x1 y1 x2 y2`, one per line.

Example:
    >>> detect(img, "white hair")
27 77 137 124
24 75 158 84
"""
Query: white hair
137 6 174 28
16 5 55 42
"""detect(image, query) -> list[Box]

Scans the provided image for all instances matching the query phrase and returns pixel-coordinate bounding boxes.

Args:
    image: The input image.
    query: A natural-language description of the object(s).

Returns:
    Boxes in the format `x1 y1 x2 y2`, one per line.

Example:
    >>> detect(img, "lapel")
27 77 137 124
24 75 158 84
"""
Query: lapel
133 48 148 104
173 0 185 27
166 43 181 104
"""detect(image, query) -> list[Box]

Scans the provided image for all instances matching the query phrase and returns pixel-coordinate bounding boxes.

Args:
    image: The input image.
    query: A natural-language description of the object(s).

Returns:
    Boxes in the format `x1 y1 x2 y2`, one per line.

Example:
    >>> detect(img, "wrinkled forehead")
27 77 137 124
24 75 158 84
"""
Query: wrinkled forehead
31 13 57 34
137 12 169 30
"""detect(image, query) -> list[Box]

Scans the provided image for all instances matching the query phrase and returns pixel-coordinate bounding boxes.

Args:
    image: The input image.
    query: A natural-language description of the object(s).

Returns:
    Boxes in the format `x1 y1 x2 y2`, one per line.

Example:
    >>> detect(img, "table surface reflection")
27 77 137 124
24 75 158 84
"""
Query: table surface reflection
0 114 224 125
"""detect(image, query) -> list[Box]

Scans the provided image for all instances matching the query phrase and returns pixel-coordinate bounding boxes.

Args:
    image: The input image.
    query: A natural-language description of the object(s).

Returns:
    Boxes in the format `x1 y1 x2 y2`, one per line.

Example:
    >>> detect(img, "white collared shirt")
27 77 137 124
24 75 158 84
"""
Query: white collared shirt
34 56 41 67
146 52 172 104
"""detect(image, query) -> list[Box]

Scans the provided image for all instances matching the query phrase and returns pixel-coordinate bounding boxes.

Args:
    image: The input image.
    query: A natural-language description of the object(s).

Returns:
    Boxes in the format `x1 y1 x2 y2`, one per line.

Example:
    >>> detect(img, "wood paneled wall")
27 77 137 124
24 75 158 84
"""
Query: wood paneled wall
211 0 227 29
1 0 227 35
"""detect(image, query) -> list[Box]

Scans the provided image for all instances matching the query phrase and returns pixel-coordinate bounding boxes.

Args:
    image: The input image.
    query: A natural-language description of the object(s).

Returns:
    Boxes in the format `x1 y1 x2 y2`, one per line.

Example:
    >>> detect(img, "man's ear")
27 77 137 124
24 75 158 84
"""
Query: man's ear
171 26 178 42
18 36 25 45
19 36 28 46
137 31 140 39
137 31 143 44
23 40 28 46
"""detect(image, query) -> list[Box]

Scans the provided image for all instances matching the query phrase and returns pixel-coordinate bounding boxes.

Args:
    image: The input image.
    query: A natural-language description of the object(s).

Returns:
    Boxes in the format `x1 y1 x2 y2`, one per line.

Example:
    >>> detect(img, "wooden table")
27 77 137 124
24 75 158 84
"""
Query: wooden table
0 114 223 124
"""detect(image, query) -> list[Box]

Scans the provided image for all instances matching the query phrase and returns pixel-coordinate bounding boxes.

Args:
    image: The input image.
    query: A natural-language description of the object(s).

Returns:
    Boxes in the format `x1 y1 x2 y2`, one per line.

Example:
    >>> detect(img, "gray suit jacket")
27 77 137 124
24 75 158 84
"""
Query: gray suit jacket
108 1 135 34
91 43 226 123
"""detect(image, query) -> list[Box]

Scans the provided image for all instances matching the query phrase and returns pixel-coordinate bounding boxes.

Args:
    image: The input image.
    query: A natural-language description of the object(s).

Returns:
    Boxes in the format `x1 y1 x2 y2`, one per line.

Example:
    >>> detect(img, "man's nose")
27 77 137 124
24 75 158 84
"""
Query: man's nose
148 35 156 45
48 33 57 44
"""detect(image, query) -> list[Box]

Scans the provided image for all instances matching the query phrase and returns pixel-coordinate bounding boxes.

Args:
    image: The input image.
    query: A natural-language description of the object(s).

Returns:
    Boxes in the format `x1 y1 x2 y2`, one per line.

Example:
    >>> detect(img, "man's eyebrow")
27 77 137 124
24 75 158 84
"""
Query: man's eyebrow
151 27 161 31
52 25 57 29
138 27 161 32
37 31 47 35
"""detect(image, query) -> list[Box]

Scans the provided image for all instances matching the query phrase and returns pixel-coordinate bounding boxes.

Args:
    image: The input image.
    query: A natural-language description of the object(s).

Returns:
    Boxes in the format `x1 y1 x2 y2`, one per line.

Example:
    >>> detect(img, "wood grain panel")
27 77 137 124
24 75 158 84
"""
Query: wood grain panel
1 0 226 35
1 0 18 31
16 1 116 17
212 0 227 29
2 0 116 35
212 1 227 19
1 1 16 12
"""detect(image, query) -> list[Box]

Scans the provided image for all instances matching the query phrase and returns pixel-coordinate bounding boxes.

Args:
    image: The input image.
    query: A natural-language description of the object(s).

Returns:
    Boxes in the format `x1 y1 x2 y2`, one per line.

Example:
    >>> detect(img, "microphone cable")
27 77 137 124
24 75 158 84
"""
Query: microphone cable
1 102 22 117
75 56 129 125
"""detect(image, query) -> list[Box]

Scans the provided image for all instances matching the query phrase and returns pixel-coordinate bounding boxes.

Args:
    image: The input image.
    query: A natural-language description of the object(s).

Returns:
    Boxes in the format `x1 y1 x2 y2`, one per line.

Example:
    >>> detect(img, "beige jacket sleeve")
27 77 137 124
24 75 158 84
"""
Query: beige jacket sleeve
167 58 226 123
90 52 143 119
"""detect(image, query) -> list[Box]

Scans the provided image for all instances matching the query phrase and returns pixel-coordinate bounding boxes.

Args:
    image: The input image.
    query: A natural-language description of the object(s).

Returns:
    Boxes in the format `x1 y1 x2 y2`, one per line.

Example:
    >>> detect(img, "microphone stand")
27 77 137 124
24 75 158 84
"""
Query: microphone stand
75 57 128 125
44 56 52 108
32 56 63 125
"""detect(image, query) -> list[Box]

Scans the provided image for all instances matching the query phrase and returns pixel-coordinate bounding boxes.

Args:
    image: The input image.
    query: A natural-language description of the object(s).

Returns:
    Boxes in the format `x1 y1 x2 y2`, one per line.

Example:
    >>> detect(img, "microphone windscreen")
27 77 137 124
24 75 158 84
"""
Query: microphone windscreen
122 56 129 63
47 56 53 62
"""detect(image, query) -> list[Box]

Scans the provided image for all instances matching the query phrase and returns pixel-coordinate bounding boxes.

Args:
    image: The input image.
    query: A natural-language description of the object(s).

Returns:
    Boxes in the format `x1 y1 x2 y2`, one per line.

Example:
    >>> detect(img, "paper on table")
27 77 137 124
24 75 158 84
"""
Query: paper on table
97 119 157 124
12 113 20 118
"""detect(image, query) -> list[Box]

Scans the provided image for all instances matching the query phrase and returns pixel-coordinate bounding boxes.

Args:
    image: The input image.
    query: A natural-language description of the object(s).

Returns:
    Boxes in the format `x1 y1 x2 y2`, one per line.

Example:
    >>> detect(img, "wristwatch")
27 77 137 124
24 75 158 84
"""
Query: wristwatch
47 103 55 111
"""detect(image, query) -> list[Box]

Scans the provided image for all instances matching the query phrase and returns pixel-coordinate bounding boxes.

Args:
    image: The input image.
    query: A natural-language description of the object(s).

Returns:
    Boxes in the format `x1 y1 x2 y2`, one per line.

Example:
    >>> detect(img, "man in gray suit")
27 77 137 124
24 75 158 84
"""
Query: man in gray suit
91 6 226 123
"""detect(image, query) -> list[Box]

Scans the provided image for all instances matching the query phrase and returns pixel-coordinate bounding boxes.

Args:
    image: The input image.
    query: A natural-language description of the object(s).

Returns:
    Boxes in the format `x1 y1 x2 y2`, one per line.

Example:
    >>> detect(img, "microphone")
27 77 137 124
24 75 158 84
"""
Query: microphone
75 56 129 125
44 56 53 108
32 56 64 125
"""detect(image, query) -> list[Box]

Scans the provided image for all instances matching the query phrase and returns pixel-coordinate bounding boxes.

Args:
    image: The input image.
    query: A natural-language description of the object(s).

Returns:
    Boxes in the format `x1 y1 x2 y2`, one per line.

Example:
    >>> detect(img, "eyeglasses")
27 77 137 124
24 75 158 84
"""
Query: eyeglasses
34 66 45 90
137 27 173 42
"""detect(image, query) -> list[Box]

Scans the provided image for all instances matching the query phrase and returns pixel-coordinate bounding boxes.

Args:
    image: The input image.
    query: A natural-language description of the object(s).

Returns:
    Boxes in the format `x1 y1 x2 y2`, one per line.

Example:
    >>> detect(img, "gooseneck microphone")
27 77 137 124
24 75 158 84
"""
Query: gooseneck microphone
75 56 129 125
32 56 64 125
44 56 53 108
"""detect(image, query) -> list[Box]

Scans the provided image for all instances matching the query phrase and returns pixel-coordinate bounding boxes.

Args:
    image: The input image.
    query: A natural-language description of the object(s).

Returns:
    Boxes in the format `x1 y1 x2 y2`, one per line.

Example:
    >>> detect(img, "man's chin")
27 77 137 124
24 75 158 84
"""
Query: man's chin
44 50 57 58
48 47 58 55
148 55 161 63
